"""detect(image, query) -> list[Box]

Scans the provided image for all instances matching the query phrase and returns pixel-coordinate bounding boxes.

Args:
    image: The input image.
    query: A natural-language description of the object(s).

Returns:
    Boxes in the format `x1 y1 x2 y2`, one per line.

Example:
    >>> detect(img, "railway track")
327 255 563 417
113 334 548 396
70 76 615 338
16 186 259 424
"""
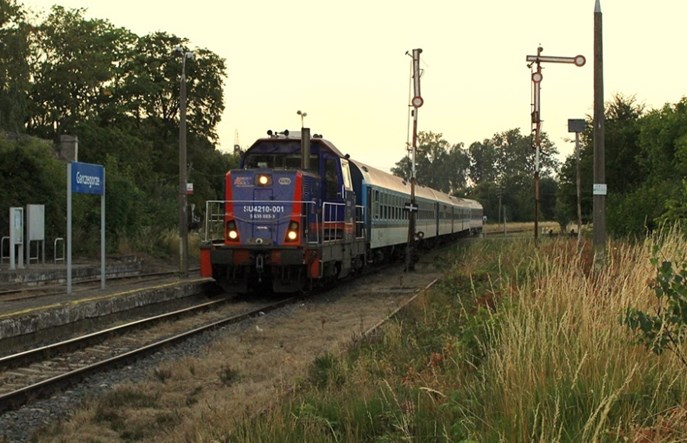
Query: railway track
0 294 297 413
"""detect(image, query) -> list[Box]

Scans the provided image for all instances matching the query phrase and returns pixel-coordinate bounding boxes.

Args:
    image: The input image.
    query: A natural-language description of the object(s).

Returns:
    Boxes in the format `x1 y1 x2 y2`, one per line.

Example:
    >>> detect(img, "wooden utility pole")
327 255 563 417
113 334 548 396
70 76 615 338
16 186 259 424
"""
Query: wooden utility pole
593 0 607 266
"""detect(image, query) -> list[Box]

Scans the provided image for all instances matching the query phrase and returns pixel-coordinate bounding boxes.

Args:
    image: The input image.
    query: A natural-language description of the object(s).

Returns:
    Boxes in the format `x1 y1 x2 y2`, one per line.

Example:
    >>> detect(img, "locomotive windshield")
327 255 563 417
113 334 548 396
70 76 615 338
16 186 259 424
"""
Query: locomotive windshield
242 140 318 172
244 153 318 171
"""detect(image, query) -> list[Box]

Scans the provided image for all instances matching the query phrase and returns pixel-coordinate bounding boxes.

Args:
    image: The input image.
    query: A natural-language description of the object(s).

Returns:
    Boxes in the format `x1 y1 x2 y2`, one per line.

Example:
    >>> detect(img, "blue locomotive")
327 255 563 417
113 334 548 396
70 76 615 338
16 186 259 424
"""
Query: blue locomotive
199 130 482 292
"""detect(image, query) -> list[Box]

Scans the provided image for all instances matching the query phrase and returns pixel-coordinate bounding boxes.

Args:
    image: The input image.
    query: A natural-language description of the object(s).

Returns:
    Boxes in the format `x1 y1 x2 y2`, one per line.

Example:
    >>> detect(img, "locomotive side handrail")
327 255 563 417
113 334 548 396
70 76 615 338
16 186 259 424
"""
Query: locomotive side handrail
355 205 366 239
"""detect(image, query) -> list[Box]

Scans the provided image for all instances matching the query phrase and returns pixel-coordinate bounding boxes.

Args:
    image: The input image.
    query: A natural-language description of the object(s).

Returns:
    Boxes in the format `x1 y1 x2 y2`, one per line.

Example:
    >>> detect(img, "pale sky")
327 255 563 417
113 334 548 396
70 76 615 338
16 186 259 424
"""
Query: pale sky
20 0 687 173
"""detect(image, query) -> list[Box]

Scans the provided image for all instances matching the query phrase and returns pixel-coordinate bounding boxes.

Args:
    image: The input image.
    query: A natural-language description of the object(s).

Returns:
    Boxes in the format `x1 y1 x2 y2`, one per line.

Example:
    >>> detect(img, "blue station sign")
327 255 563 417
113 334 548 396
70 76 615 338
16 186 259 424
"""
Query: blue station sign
71 161 105 195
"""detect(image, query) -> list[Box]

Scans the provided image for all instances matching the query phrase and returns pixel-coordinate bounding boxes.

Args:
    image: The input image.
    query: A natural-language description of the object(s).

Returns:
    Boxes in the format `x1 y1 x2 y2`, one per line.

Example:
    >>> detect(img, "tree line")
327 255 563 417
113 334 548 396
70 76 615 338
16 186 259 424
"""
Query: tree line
0 1 238 255
1 0 684 257
392 128 559 226
391 94 687 238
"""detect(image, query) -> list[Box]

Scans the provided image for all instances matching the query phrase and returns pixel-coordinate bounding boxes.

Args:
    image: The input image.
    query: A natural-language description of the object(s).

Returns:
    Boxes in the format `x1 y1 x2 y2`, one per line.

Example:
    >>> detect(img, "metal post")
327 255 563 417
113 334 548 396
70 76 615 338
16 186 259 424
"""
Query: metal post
101 168 106 289
529 47 543 244
67 163 72 294
593 0 607 266
407 110 418 272
526 47 585 244
497 190 502 230
177 48 192 278
503 206 507 235
406 48 423 272
575 132 582 242
568 118 585 244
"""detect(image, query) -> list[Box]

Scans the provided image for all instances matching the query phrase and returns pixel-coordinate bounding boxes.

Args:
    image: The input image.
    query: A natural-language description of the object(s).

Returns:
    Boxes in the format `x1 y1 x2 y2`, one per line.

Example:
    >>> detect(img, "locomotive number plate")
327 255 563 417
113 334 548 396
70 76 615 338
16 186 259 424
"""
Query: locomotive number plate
242 205 286 220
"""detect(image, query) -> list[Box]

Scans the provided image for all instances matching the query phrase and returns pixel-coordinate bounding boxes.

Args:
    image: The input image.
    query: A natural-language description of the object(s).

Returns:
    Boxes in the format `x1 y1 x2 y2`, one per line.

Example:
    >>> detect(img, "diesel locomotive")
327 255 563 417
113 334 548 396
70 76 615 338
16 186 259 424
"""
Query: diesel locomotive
199 130 482 293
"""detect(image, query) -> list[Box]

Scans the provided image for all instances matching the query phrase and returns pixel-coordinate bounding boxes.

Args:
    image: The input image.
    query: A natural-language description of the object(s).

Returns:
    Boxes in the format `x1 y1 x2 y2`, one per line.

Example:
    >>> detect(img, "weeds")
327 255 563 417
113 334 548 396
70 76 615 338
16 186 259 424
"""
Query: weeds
153 367 172 383
624 243 687 367
218 365 240 386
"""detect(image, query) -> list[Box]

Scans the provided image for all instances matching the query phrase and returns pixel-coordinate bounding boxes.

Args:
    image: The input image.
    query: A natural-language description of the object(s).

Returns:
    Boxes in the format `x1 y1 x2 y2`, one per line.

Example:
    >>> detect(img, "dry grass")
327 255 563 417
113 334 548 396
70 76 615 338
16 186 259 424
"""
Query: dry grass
31 228 687 442
483 220 559 235
470 229 687 441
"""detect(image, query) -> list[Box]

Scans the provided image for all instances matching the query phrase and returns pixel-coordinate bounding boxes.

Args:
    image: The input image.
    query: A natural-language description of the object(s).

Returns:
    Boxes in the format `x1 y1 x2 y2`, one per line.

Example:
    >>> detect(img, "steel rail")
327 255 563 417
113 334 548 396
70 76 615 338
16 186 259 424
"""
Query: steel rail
0 295 297 413
0 298 227 370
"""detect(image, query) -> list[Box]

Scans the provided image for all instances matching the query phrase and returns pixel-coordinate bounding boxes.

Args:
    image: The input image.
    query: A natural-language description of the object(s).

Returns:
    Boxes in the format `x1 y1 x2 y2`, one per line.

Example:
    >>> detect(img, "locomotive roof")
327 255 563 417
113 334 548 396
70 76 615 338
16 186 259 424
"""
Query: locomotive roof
244 133 345 157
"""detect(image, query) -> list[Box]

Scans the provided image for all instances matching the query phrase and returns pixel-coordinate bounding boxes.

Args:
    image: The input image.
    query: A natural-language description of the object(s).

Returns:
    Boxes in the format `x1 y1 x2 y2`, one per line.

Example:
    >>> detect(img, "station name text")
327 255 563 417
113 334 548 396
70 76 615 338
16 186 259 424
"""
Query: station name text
76 171 101 189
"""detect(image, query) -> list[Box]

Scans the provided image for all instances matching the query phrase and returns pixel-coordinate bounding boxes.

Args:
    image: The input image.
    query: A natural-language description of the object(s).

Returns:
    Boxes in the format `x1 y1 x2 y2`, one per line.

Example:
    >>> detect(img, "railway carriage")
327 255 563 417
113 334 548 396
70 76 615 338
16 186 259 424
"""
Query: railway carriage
200 130 482 293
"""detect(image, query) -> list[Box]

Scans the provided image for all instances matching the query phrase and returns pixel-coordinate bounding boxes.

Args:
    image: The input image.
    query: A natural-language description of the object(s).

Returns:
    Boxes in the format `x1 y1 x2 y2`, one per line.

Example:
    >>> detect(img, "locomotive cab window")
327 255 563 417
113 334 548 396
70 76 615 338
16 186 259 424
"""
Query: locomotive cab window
244 149 319 171
245 155 273 169
340 159 353 191
324 157 340 199
283 155 318 171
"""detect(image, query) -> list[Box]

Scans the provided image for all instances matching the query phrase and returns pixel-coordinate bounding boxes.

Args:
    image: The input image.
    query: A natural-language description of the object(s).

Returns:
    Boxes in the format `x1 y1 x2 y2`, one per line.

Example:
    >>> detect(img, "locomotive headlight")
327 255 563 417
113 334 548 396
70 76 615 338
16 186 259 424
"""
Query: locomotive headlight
256 174 272 186
226 220 239 242
285 221 299 242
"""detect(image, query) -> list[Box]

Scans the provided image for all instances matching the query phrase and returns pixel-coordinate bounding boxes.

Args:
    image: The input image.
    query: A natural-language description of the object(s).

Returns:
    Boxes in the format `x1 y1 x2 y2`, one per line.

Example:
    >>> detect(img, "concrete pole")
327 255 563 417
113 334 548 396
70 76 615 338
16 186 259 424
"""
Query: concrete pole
593 0 607 265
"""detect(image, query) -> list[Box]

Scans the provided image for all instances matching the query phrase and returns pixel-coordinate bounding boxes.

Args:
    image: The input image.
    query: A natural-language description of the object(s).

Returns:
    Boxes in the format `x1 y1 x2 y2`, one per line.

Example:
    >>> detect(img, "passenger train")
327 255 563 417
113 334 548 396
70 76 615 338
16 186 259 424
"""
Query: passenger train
199 130 483 293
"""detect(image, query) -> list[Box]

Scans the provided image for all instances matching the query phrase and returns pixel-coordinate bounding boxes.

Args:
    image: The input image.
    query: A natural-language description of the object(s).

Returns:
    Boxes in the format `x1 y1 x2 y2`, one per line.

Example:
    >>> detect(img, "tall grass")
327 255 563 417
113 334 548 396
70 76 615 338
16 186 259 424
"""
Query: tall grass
468 232 687 441
228 229 687 442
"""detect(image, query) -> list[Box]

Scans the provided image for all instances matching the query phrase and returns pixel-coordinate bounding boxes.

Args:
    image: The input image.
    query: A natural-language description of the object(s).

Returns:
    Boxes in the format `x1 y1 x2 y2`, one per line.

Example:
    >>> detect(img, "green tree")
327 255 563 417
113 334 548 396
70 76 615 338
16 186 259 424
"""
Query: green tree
0 135 65 242
469 129 558 222
468 138 498 185
605 96 686 235
27 6 134 140
391 131 469 195
556 95 647 233
18 5 230 255
0 0 30 132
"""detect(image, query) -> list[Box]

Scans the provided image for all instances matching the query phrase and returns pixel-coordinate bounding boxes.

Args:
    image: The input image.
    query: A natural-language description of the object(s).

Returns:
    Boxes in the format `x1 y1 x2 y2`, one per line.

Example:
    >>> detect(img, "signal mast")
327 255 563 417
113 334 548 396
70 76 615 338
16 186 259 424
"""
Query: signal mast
405 48 423 272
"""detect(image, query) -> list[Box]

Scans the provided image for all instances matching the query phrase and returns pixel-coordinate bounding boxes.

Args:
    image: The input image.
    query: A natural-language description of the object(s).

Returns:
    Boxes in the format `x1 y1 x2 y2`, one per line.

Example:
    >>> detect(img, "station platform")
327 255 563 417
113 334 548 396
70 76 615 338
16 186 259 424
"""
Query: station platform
0 255 143 286
0 257 212 341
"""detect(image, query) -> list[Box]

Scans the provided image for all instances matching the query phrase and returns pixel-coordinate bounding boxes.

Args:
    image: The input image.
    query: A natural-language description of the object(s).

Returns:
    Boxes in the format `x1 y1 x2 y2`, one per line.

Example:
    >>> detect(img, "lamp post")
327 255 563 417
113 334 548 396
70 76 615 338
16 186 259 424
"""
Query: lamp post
568 119 585 244
297 110 307 127
175 46 193 278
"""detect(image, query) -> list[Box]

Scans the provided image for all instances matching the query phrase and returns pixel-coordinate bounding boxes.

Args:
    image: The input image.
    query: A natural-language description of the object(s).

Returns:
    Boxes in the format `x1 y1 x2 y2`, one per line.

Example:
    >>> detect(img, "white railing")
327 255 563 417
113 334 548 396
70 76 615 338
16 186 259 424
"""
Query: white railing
54 237 65 263
0 236 8 263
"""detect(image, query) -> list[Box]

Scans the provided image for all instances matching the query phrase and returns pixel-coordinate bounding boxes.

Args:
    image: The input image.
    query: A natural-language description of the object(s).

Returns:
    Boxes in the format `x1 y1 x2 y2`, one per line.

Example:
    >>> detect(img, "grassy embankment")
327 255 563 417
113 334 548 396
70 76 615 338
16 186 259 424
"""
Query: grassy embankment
224 228 687 442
